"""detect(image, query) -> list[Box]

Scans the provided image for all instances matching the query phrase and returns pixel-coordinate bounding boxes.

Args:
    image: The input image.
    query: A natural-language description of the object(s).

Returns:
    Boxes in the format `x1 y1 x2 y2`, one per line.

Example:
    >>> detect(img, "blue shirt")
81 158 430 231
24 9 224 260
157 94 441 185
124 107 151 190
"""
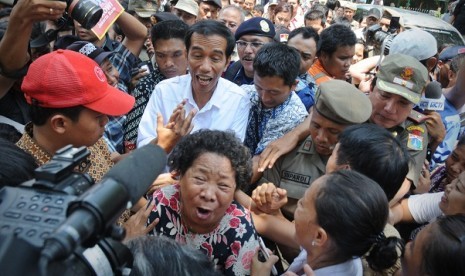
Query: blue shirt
433 98 461 166
295 73 317 111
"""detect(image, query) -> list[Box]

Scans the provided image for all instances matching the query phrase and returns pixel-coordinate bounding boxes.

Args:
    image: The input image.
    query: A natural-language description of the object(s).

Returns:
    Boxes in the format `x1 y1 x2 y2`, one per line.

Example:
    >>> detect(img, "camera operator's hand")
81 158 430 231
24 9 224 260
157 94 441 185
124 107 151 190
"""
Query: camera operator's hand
12 0 66 23
123 198 159 242
0 0 65 74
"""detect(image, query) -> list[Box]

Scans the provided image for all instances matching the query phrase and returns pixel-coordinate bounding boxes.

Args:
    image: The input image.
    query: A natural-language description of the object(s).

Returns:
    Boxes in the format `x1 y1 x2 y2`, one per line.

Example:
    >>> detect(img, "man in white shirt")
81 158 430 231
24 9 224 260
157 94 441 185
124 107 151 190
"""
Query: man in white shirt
137 20 251 147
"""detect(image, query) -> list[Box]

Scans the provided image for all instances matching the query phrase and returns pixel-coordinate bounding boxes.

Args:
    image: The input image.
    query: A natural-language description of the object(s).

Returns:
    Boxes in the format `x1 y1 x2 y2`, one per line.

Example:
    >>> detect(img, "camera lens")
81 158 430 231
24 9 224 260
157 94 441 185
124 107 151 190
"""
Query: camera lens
68 0 103 30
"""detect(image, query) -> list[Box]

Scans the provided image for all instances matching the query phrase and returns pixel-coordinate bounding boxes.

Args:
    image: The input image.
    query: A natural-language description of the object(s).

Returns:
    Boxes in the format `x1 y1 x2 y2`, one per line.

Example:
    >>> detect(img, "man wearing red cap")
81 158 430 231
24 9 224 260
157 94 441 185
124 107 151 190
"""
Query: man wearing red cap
16 50 135 183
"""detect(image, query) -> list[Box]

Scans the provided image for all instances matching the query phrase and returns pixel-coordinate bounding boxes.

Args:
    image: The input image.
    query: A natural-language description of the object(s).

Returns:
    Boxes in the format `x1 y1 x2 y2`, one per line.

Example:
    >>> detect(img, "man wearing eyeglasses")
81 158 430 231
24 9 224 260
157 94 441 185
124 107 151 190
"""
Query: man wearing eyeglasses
224 17 276 86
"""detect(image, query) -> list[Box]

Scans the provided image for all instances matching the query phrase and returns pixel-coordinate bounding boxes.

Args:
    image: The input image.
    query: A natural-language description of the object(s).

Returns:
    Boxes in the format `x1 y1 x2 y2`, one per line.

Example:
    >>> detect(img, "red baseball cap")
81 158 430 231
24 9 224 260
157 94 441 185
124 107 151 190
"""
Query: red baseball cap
22 49 135 116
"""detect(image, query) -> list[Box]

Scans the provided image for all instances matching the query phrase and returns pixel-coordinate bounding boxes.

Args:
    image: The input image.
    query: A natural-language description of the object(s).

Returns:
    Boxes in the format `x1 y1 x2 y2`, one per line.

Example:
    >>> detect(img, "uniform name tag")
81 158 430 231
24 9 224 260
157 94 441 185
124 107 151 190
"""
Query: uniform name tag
281 171 311 199
282 171 311 184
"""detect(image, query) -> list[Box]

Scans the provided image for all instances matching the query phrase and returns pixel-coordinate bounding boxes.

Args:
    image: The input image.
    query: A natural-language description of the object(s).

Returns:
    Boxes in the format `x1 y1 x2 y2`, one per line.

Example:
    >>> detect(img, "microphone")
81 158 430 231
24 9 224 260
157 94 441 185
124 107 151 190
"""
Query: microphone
40 144 167 260
418 81 445 111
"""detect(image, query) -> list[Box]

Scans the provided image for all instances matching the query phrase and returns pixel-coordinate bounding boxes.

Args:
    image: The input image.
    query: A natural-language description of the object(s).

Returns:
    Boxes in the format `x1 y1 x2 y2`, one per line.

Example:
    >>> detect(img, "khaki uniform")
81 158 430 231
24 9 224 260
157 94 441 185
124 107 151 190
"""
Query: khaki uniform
394 110 429 188
261 136 326 219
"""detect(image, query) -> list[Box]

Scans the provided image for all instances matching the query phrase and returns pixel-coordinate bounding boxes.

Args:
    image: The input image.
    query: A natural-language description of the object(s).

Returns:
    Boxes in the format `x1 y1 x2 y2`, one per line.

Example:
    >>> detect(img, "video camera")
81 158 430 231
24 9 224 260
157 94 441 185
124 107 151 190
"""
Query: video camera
0 144 167 275
365 16 401 56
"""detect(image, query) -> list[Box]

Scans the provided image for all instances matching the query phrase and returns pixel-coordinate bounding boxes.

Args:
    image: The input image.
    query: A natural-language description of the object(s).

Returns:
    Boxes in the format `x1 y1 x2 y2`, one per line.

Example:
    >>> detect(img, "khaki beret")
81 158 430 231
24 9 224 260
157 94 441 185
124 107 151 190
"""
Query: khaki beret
314 80 372 125
376 54 428 104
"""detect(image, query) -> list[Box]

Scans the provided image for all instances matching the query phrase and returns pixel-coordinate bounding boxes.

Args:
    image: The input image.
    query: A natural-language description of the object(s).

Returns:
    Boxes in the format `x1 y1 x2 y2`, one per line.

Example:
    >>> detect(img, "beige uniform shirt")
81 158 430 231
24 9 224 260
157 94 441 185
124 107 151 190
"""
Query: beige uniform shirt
393 111 429 188
261 136 326 218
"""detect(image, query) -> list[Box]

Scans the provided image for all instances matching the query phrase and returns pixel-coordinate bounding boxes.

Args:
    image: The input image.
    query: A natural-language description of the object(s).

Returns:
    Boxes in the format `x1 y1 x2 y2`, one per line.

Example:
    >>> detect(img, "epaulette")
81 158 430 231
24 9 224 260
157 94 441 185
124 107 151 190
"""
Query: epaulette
407 109 426 124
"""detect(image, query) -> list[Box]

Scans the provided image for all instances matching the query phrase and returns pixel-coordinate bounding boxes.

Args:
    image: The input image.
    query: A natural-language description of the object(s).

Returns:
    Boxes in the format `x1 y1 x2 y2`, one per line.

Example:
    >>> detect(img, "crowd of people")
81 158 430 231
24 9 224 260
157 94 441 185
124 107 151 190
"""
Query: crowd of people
1 0 465 274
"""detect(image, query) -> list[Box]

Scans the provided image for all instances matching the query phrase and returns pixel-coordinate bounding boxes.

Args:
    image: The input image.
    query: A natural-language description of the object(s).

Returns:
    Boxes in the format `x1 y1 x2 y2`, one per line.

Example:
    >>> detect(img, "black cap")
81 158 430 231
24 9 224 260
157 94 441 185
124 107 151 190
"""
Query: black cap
66 41 113 65
200 0 221 9
235 17 276 40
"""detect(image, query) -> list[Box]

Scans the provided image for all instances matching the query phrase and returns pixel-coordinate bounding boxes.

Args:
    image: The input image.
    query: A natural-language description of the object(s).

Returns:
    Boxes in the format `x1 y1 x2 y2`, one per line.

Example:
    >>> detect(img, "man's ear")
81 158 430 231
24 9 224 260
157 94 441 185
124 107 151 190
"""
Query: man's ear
290 79 299 92
448 69 457 81
223 56 231 72
313 226 328 247
49 114 69 134
426 56 438 73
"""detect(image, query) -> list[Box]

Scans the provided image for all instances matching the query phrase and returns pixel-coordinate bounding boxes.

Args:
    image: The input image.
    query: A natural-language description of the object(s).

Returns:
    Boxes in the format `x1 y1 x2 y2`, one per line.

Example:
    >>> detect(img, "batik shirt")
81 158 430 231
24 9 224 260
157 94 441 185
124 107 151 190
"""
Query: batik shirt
243 85 307 155
124 64 165 151
16 123 113 183
147 184 259 276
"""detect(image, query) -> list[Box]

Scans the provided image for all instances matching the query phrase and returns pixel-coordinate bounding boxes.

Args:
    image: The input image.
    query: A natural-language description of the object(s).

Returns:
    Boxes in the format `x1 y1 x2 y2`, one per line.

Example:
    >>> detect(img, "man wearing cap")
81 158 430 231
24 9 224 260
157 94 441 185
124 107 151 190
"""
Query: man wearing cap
254 80 372 218
389 29 439 76
198 0 222 20
66 41 127 154
128 0 158 28
259 54 429 195
263 0 278 20
16 50 135 183
173 0 199 25
433 48 465 165
137 20 250 147
437 45 465 89
342 2 359 30
368 54 430 194
242 43 307 163
354 8 380 42
224 17 276 86
308 23 356 85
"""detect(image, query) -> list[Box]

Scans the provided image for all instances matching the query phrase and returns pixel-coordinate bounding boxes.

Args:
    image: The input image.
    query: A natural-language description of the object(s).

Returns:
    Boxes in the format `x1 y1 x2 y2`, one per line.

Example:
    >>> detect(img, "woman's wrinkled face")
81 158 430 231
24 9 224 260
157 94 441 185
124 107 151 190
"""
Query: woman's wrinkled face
179 152 236 233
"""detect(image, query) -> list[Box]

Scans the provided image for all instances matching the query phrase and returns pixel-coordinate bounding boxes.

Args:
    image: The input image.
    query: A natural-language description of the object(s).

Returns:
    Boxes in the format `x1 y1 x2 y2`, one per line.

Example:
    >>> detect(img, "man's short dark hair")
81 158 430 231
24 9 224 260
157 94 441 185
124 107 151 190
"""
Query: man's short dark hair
151 20 189 47
253 42 300 87
317 23 356 56
304 10 326 26
29 105 84 126
288 26 319 45
253 4 264 13
185 20 236 58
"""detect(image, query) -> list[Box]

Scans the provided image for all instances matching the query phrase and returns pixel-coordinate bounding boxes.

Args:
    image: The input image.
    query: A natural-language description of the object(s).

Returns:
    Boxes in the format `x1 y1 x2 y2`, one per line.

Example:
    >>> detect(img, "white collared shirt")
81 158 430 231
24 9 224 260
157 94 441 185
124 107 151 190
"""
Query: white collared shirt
137 74 251 147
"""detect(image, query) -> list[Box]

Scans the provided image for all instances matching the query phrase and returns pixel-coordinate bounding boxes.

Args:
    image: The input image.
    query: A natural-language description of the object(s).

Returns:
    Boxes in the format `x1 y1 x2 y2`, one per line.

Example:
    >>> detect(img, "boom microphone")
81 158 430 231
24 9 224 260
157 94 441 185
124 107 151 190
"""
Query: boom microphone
40 144 167 261
418 81 445 111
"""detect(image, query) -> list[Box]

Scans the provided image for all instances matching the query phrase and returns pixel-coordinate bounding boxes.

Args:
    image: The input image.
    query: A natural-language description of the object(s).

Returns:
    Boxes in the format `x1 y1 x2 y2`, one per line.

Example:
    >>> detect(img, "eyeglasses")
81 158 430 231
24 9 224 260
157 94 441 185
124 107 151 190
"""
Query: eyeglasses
236 40 265 50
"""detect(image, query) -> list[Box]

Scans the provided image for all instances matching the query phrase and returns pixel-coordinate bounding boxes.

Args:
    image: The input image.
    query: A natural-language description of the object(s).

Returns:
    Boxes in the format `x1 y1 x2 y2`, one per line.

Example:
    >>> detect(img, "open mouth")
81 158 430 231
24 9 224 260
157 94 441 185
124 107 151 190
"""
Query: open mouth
196 207 212 220
196 75 213 86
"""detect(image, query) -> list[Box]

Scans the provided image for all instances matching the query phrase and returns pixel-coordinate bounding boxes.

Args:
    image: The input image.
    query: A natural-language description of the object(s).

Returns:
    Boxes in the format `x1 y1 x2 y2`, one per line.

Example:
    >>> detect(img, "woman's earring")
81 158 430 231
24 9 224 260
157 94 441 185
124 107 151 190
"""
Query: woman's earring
311 240 316 246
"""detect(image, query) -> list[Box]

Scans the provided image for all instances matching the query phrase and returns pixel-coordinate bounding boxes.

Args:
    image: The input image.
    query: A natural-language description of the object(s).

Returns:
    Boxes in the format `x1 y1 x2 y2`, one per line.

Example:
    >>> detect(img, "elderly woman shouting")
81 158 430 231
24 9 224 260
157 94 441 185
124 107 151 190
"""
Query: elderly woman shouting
147 130 259 275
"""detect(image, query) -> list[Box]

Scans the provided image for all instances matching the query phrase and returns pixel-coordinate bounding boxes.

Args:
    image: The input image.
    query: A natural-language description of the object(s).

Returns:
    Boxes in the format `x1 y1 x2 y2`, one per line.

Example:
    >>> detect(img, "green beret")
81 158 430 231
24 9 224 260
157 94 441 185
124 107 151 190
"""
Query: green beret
314 80 372 125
